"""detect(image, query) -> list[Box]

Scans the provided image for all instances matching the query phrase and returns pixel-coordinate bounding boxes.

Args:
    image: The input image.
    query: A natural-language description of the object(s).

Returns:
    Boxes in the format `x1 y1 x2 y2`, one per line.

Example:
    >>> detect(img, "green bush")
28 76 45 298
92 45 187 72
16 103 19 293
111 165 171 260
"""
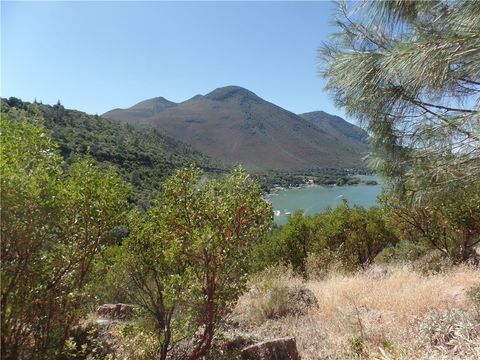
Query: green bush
382 182 480 264
375 240 429 264
412 251 454 275
1 107 130 359
254 204 398 275
111 166 272 359
253 210 316 274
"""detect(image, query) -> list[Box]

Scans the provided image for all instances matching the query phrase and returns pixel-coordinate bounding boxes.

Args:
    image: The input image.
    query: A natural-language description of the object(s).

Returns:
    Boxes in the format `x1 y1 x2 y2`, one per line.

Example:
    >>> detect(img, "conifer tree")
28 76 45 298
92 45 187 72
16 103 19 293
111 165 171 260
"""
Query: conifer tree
320 0 479 199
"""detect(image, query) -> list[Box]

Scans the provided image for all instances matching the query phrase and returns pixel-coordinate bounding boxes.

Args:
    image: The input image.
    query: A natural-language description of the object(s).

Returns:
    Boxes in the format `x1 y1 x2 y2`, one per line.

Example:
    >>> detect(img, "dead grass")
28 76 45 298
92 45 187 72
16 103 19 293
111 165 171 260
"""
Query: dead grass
310 264 479 326
231 264 480 359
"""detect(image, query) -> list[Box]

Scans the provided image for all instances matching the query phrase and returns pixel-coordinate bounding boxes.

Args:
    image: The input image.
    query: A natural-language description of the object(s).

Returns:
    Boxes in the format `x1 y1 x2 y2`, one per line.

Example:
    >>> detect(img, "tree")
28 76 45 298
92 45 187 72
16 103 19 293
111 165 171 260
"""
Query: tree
316 204 398 270
115 166 272 359
0 107 130 359
254 205 397 274
320 0 479 197
382 182 480 263
254 210 316 274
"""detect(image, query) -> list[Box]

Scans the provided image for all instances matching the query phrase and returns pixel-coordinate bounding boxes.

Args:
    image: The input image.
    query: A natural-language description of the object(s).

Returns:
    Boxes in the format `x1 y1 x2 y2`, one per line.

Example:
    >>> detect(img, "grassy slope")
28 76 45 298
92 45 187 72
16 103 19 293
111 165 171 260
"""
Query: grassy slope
233 265 480 359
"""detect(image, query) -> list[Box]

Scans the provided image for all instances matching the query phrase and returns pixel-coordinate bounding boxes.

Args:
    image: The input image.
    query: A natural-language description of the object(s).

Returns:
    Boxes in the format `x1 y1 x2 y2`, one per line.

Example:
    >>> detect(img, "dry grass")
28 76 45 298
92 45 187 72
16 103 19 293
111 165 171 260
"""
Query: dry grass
310 265 479 325
231 265 480 359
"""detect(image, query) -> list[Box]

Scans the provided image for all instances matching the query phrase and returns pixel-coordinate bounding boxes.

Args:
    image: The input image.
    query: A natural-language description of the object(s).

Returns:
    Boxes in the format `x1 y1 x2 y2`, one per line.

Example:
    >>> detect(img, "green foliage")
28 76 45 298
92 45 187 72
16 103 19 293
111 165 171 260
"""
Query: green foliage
375 240 429 264
315 204 398 271
0 107 130 359
382 182 480 263
112 165 272 359
110 323 161 360
254 210 316 274
1 97 226 209
255 204 398 275
347 335 366 359
321 0 480 196
254 169 373 192
321 1 480 264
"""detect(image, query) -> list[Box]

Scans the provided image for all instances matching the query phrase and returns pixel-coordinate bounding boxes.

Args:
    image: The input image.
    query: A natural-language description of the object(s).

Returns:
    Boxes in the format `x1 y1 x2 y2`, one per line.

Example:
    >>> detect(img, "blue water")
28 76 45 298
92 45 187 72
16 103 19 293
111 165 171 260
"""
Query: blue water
268 175 382 225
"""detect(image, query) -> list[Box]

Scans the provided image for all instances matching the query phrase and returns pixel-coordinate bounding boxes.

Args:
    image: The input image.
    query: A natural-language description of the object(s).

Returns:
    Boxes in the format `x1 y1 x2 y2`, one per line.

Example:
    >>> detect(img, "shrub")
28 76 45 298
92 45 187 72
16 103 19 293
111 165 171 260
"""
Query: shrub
254 204 399 276
315 205 399 271
375 240 429 264
382 182 480 264
110 324 161 360
413 251 454 275
234 266 317 324
0 108 130 359
253 210 316 274
418 309 479 351
113 166 272 359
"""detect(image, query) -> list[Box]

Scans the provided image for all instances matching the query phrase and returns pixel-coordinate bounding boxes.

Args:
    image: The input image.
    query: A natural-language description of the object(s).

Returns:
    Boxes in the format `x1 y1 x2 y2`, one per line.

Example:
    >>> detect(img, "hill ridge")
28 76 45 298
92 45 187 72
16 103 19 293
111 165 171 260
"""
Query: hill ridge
103 86 369 170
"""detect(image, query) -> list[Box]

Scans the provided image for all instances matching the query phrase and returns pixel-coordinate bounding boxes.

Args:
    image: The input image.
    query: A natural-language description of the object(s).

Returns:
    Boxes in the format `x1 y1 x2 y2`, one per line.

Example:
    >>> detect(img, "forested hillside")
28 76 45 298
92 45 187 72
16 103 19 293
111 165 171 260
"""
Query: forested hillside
1 97 226 207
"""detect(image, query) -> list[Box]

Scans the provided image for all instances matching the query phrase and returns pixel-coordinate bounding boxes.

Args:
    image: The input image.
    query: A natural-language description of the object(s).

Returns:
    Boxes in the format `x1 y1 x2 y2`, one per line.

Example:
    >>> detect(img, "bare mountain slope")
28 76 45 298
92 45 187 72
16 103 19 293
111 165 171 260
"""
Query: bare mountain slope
103 86 369 170
299 111 369 156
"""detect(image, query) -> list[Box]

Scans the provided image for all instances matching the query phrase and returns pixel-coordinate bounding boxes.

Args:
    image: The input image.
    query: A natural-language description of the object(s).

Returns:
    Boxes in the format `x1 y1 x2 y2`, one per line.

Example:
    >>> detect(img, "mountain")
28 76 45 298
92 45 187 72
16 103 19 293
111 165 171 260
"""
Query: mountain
299 111 369 156
103 86 369 170
104 97 176 122
1 97 226 208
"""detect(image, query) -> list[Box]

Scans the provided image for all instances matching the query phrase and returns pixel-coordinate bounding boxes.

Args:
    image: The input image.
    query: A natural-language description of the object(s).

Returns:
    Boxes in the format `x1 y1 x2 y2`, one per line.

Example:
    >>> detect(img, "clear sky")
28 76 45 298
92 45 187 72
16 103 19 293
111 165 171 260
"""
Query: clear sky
2 1 348 119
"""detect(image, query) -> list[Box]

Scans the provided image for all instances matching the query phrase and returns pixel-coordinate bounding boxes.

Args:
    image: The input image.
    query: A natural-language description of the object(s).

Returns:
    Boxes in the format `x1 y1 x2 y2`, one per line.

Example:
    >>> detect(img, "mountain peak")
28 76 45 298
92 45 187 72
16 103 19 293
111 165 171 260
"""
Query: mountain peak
132 96 176 109
204 86 260 102
102 96 177 120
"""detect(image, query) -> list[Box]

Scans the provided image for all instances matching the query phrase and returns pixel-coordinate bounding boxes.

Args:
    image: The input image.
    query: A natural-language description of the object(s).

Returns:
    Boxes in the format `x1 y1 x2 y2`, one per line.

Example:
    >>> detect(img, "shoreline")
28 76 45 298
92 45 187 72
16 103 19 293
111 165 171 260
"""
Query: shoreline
265 175 380 196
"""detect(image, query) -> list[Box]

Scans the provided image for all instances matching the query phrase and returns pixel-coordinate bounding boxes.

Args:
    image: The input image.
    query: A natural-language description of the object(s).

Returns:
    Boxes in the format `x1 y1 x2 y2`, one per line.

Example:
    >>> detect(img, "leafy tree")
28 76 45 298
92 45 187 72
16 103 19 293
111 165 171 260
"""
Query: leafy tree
114 166 272 359
0 107 130 359
320 0 479 197
382 182 480 263
254 210 316 274
320 0 480 262
111 207 193 360
315 204 398 270
254 204 397 274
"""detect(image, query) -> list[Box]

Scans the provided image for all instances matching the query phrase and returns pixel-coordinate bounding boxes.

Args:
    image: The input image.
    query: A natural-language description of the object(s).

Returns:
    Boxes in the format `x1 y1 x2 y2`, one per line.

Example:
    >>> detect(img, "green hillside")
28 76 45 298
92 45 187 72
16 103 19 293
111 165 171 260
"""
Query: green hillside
1 97 226 208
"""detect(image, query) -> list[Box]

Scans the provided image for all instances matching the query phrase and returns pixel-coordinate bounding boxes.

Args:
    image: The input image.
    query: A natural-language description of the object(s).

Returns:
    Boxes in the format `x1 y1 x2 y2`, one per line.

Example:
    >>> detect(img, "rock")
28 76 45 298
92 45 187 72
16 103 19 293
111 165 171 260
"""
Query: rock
241 337 300 360
96 303 134 320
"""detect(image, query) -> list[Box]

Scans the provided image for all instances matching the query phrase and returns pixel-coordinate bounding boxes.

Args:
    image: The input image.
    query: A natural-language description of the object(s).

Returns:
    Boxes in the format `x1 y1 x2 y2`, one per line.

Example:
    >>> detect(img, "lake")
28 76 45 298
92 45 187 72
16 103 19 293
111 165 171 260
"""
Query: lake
268 175 382 225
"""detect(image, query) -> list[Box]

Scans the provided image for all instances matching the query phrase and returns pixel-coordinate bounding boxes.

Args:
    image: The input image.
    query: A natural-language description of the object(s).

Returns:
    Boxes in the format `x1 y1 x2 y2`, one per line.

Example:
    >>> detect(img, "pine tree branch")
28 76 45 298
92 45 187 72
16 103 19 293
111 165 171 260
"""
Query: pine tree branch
408 98 478 114
459 78 480 86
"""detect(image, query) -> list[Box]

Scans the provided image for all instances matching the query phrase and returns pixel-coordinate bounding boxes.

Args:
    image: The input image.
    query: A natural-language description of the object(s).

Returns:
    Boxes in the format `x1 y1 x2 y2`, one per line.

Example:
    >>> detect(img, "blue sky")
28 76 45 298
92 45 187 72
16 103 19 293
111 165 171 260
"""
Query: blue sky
2 1 347 119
